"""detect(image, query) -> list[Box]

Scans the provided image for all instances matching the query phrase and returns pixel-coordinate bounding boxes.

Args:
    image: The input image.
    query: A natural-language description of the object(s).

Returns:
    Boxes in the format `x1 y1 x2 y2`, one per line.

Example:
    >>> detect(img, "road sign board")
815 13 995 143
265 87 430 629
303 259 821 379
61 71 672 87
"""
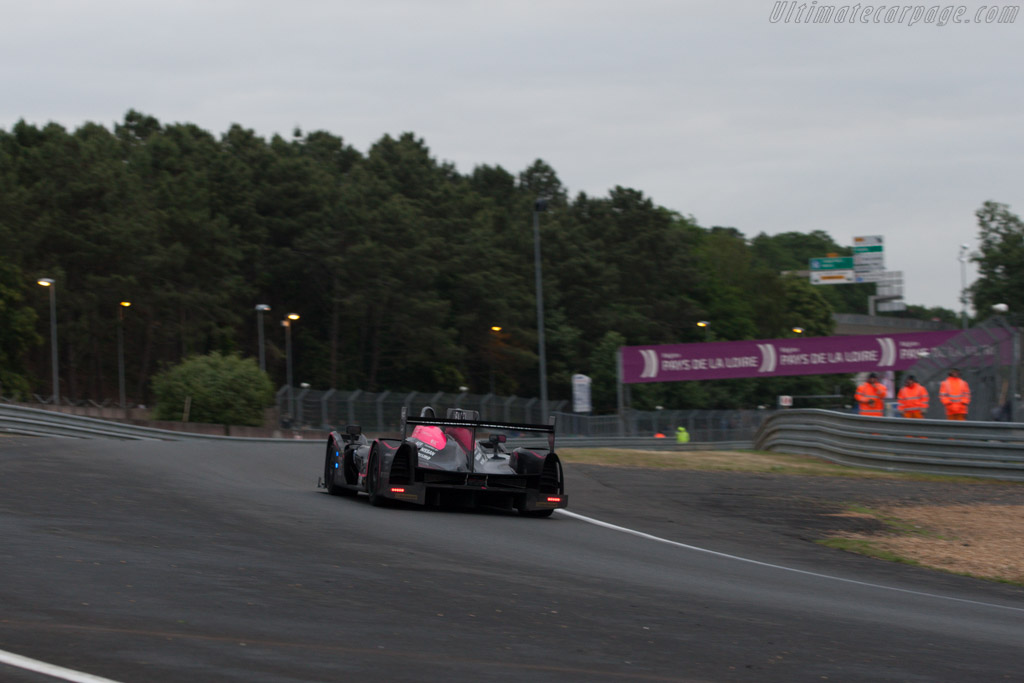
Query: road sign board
853 235 883 247
878 281 903 297
572 374 592 413
854 254 884 272
811 270 855 285
809 256 853 271
853 242 885 272
854 270 902 284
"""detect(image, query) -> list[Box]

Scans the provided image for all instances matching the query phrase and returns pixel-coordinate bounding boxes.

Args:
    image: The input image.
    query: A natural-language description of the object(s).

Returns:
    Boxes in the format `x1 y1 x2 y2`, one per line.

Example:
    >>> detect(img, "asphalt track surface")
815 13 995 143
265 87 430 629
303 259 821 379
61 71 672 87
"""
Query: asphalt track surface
1 437 1021 682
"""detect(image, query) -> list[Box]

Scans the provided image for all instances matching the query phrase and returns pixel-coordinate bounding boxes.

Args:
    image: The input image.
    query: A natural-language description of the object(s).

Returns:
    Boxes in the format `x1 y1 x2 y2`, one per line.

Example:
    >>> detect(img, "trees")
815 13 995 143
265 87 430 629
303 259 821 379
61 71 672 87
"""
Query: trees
0 261 41 397
970 201 1024 315
0 113 934 412
902 304 959 327
751 230 874 315
780 276 834 337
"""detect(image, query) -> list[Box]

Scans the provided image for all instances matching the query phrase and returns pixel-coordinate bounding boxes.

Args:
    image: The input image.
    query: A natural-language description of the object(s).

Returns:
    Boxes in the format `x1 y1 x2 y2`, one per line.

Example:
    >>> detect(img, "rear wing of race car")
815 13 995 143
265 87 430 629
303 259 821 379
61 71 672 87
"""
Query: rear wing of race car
401 406 556 453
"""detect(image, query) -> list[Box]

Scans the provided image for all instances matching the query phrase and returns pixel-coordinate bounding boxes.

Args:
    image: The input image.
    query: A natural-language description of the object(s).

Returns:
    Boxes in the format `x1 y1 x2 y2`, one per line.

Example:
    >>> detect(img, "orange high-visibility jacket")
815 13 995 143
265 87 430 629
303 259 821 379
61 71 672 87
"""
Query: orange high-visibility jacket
855 381 887 416
939 376 971 415
897 383 929 413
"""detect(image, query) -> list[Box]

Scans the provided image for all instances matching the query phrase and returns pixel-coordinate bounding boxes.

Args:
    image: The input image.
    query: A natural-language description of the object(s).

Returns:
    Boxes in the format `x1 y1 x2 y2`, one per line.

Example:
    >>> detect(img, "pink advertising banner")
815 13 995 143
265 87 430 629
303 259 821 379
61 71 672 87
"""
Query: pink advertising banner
620 330 971 384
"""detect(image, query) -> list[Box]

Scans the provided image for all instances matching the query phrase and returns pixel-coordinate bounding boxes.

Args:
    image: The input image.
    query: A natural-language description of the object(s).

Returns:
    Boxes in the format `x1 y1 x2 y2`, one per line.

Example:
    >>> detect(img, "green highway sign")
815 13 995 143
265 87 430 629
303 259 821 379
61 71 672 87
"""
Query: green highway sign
809 256 854 270
853 243 885 272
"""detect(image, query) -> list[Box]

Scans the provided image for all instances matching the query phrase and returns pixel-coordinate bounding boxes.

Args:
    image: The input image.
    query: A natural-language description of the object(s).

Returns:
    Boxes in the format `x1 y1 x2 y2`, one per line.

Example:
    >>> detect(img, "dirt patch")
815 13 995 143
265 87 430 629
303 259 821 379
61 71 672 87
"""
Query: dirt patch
830 504 1024 584
563 448 1024 585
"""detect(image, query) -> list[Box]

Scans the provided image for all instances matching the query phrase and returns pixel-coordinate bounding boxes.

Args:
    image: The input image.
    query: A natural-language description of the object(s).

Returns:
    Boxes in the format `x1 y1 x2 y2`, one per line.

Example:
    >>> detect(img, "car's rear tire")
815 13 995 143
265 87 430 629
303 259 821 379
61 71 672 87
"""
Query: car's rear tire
365 446 386 507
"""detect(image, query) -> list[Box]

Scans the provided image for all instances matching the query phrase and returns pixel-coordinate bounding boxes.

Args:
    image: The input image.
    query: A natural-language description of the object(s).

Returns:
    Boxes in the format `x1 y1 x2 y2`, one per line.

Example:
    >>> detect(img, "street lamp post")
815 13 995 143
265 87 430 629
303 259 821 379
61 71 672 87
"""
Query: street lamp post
282 314 300 421
792 326 805 335
118 301 131 410
489 325 502 394
697 320 710 341
533 198 549 420
255 304 271 372
959 243 970 330
37 278 59 405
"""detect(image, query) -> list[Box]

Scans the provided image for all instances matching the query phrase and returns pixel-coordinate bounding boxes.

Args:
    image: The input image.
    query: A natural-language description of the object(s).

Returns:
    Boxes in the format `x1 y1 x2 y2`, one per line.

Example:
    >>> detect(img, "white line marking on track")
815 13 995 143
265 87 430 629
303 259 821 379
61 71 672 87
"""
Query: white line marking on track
0 649 123 683
555 509 1024 613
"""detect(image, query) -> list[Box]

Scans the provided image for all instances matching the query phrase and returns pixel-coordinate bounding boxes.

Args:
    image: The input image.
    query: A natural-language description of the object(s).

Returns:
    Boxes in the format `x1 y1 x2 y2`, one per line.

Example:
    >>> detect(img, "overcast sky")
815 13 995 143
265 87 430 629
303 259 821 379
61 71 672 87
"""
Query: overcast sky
4 0 1023 315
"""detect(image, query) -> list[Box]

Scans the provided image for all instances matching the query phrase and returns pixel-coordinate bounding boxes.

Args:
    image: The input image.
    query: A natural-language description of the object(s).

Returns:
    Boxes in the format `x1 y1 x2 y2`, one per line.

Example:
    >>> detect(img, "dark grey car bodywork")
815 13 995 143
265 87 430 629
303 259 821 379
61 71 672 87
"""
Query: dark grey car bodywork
320 407 567 516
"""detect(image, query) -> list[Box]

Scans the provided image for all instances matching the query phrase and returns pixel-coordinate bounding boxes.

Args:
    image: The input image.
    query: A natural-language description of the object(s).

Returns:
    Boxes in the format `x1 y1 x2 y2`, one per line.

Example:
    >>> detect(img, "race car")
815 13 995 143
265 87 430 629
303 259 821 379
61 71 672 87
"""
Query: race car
319 407 567 516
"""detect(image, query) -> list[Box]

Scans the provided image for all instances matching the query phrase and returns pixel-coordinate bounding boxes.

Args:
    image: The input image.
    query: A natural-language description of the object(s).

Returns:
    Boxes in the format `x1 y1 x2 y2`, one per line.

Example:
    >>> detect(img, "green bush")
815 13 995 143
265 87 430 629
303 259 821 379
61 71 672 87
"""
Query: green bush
152 352 273 426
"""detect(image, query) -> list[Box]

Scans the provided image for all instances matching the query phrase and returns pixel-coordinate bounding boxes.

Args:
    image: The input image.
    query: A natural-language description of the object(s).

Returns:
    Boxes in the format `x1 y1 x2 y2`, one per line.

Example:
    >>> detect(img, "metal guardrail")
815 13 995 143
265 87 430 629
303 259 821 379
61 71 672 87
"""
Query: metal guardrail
755 409 1024 481
0 405 294 443
13 403 1024 482
0 404 748 451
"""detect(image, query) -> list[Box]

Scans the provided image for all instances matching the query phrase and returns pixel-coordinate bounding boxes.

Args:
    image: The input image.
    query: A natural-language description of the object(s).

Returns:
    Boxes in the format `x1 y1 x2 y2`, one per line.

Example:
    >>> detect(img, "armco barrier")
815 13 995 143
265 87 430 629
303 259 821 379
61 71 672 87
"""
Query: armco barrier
754 409 1024 481
0 403 745 451
0 404 302 442
9 403 1024 482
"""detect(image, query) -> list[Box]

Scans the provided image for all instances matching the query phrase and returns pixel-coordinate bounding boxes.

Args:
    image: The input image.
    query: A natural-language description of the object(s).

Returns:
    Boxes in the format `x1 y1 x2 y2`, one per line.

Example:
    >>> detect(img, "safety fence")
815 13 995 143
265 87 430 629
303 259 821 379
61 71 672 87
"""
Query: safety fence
278 387 571 431
755 408 1024 481
903 315 1021 421
275 386 772 441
